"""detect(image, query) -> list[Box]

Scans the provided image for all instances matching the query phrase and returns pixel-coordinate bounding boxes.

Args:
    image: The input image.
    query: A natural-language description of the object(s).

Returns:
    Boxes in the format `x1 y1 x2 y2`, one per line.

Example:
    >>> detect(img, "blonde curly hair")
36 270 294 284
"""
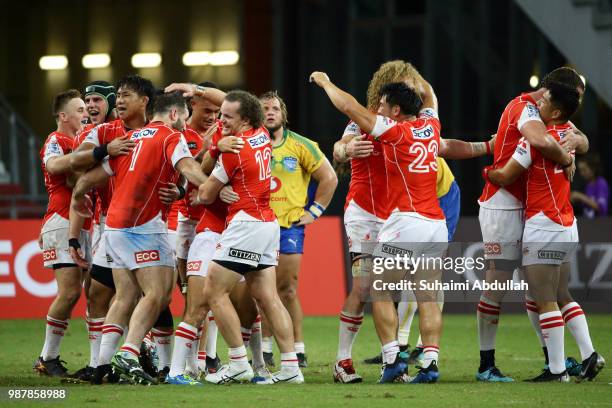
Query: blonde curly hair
365 60 424 110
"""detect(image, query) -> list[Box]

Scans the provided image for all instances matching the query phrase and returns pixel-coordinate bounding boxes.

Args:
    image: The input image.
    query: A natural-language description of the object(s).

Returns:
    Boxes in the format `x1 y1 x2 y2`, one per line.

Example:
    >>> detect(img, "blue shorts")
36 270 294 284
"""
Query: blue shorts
438 180 461 241
279 224 305 254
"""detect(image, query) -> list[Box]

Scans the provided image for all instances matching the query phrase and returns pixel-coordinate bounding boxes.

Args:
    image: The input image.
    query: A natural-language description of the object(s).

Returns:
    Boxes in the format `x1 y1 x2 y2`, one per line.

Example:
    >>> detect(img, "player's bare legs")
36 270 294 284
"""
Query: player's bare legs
176 258 188 292
276 254 305 353
523 264 569 381
35 265 83 376
413 265 443 368
124 266 174 347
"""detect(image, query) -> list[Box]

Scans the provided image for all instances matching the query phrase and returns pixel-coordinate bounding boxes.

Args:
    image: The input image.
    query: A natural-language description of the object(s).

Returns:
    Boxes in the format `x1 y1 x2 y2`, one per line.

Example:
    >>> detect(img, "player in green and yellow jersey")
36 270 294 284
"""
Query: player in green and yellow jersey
259 91 338 367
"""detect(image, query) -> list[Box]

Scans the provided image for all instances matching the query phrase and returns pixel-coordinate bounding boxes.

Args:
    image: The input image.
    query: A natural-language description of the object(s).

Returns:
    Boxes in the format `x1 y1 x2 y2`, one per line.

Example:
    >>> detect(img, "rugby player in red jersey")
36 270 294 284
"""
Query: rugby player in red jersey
166 83 304 384
475 67 588 382
487 81 605 382
70 91 208 385
33 89 90 377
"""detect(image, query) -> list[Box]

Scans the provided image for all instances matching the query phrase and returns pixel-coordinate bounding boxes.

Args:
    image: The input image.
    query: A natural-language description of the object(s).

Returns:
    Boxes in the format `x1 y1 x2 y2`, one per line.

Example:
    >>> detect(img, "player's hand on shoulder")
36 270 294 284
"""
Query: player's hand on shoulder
219 185 239 204
218 136 244 154
346 135 374 158
560 129 582 153
107 135 135 157
309 71 330 86
159 182 181 204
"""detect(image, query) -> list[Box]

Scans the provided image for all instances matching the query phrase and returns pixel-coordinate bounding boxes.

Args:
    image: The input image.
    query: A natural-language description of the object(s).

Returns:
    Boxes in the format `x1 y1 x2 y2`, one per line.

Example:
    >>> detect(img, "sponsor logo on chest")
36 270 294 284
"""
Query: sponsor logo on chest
247 133 270 148
131 128 158 140
411 124 435 140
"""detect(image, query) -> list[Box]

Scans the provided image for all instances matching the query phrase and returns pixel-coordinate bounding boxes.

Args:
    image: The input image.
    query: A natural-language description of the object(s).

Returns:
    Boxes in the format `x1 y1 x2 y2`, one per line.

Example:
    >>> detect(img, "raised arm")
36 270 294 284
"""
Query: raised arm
164 83 226 107
309 72 377 135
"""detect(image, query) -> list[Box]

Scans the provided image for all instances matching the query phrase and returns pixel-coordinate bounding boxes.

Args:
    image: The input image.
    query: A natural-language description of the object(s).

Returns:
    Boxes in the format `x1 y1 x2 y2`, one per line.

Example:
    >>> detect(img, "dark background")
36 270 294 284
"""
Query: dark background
1 0 610 216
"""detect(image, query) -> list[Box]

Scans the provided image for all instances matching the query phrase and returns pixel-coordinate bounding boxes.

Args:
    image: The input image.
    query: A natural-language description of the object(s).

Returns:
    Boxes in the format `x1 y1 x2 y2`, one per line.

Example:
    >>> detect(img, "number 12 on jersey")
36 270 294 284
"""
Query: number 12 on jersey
255 147 272 181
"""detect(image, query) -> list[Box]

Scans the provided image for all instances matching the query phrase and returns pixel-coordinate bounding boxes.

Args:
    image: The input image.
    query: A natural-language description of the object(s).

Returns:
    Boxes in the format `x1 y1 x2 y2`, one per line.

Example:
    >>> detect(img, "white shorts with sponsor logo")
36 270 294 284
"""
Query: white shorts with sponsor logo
344 200 385 255
92 230 112 268
186 230 221 278
522 217 578 266
478 207 525 260
213 220 280 267
105 230 174 271
176 219 197 259
373 212 448 260
42 228 92 269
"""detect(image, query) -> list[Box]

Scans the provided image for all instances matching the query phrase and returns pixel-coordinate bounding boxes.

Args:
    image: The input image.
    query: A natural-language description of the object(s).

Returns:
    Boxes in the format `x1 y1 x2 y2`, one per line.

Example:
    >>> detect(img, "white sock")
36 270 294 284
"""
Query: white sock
539 311 565 374
382 341 399 365
241 327 252 348
422 345 439 368
525 298 545 346
197 350 207 371
397 300 417 347
228 345 249 368
280 352 299 374
477 296 500 351
185 326 202 374
169 322 198 377
205 314 218 359
41 315 68 360
152 328 173 370
86 316 105 368
119 342 140 359
250 316 265 368
336 311 363 361
294 342 305 354
98 324 124 365
561 302 594 361
262 336 274 354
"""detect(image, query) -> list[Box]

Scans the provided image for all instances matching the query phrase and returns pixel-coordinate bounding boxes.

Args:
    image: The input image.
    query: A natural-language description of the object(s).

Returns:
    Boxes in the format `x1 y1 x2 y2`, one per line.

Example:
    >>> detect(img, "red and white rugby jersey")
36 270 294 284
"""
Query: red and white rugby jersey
40 131 74 230
342 121 391 221
511 123 575 228
103 121 192 231
211 126 276 223
370 109 444 220
167 125 206 225
79 119 130 221
479 93 544 209
196 125 228 234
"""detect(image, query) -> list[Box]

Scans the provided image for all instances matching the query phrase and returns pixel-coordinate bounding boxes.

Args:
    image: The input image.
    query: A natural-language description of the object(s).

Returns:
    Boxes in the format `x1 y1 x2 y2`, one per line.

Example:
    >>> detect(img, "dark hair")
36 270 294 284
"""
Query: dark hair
579 153 603 178
224 90 264 128
52 89 82 119
260 90 289 127
547 81 581 121
541 67 585 92
379 82 423 116
116 74 156 104
152 91 187 115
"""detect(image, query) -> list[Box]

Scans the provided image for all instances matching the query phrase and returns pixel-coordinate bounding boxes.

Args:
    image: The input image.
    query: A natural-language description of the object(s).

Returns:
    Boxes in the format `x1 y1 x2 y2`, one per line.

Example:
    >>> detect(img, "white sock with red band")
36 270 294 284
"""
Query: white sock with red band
169 322 198 377
250 316 265 368
41 315 68 360
422 345 440 368
382 341 400 365
561 302 594 360
120 342 140 359
228 345 249 368
280 352 299 374
477 296 500 351
86 316 105 368
539 311 565 374
151 328 173 370
525 298 545 346
336 311 363 361
185 326 202 375
205 314 218 359
98 324 124 365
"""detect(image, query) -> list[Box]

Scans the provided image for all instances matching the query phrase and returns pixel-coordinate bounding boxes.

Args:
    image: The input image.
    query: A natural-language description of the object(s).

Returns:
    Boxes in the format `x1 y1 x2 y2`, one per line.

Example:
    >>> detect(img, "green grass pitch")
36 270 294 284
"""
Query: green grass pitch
1 314 611 407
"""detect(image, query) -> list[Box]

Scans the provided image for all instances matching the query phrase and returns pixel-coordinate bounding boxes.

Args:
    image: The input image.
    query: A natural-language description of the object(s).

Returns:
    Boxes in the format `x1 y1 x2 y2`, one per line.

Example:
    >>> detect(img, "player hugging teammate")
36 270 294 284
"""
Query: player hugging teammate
32 63 604 386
